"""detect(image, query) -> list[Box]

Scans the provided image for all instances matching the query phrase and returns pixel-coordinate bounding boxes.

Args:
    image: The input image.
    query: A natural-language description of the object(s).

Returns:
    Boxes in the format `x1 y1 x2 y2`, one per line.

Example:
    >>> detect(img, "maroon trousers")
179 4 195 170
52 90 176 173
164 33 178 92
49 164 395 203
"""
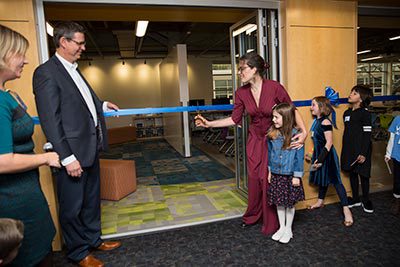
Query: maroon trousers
242 134 278 235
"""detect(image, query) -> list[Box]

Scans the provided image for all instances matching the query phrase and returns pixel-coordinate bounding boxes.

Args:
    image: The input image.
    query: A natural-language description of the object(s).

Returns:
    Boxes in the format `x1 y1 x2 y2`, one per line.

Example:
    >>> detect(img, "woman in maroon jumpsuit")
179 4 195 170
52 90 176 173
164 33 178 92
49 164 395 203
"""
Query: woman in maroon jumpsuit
195 52 307 235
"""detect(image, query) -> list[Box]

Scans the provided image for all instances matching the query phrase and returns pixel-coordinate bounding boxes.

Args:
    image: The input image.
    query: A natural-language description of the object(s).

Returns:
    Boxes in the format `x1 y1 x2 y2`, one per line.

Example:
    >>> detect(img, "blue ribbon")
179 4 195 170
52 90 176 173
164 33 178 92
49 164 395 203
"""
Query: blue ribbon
31 95 400 125
325 86 339 127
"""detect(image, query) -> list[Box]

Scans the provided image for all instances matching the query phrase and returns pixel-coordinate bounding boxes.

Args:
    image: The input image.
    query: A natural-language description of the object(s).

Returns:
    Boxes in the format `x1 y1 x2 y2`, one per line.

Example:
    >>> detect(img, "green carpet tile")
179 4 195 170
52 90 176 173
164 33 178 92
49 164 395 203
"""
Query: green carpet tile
101 179 247 236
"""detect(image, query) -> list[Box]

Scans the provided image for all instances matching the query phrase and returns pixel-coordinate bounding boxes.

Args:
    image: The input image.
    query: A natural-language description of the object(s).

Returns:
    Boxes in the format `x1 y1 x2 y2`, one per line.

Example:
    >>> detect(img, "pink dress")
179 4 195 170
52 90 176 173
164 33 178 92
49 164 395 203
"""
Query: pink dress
231 79 293 235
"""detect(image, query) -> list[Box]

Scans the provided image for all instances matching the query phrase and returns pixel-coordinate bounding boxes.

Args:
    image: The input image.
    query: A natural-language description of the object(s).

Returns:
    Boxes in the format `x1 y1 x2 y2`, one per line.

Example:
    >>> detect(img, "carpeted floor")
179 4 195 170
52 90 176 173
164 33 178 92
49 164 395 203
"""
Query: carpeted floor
101 179 247 236
99 139 241 236
100 139 234 185
54 191 400 266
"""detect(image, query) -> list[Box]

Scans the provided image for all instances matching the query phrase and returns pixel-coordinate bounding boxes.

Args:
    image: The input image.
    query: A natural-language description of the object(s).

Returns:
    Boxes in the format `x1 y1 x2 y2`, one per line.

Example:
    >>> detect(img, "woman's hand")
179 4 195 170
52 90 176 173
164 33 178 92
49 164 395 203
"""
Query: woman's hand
267 171 271 183
194 114 210 128
290 130 307 149
45 152 61 168
292 177 300 187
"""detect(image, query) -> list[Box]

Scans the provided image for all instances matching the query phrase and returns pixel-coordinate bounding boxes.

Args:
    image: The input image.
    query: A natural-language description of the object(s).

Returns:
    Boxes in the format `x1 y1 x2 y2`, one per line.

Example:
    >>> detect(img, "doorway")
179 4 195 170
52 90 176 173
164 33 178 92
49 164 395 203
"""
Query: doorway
35 0 281 238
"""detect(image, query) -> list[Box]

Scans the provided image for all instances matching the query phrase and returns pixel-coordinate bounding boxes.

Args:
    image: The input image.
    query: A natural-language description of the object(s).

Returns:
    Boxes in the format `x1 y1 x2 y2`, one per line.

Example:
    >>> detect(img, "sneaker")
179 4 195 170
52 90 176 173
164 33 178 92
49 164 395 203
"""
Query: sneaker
347 197 361 208
362 200 374 213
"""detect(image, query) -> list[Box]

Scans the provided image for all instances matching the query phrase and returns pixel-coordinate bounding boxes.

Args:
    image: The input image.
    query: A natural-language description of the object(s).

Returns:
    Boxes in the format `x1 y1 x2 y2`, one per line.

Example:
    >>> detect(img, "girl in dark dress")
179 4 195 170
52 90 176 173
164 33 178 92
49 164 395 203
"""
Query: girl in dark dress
267 103 305 243
0 24 61 267
195 52 307 235
341 85 374 213
307 96 353 227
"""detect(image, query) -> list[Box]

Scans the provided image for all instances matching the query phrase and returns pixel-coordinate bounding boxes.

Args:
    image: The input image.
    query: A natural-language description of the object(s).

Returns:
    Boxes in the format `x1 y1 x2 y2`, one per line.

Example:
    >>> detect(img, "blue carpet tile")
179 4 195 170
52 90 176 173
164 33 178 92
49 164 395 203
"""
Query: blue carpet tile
100 139 234 185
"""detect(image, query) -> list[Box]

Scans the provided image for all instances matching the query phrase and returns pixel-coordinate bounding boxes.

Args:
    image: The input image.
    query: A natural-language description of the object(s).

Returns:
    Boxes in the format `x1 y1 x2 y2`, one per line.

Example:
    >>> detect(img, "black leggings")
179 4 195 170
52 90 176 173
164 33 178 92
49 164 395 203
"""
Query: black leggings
318 183 348 206
349 172 370 202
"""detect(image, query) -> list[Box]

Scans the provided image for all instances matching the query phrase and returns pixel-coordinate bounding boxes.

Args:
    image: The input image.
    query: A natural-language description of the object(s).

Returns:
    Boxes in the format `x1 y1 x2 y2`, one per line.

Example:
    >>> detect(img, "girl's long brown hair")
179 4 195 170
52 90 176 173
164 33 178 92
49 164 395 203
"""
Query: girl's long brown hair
267 103 297 149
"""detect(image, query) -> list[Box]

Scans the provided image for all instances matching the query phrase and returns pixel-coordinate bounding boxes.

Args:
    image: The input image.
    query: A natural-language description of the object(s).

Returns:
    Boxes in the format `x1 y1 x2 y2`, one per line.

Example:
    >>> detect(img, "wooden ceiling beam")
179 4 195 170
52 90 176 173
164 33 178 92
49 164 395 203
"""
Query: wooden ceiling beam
44 4 252 23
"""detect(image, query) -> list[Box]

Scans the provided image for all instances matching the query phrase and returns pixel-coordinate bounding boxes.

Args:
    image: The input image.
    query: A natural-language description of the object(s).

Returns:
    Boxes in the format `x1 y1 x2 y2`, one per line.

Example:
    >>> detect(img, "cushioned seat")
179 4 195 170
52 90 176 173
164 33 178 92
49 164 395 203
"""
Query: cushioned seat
107 126 137 145
99 159 137 201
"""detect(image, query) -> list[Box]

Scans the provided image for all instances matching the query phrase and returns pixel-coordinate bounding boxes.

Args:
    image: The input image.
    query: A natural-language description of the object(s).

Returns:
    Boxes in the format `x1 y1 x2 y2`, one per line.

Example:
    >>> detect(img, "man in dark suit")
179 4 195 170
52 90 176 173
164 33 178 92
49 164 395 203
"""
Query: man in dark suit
33 21 121 267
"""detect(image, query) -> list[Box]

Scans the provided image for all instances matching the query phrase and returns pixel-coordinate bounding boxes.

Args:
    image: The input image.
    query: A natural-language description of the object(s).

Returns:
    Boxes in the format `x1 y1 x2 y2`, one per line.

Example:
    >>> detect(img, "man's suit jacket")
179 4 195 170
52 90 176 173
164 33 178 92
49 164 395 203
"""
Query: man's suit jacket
33 55 108 167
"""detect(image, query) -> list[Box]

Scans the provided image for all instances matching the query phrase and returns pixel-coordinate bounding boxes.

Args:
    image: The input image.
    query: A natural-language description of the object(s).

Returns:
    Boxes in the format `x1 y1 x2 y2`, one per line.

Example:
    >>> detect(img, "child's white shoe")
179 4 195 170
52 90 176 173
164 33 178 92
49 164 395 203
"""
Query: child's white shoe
279 231 293 244
271 228 285 241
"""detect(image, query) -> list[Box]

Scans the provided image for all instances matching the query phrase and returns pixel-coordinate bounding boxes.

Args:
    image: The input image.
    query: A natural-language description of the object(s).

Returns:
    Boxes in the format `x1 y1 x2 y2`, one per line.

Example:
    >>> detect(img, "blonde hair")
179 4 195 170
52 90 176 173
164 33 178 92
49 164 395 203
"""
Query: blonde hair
0 24 29 70
267 103 297 149
0 218 24 259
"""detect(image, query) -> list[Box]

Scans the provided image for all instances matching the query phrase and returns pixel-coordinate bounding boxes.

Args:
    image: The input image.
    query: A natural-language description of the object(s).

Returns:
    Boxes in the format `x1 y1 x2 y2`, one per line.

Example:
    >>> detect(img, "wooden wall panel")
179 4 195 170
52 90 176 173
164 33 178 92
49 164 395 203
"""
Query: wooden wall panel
0 0 63 251
281 0 357 208
0 0 32 21
286 27 356 100
286 0 356 27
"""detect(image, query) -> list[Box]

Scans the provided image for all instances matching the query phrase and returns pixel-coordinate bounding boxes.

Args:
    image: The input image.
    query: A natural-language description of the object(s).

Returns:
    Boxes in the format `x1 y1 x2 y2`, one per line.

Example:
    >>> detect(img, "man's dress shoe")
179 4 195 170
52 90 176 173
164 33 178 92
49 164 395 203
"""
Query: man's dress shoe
78 255 104 267
96 241 121 251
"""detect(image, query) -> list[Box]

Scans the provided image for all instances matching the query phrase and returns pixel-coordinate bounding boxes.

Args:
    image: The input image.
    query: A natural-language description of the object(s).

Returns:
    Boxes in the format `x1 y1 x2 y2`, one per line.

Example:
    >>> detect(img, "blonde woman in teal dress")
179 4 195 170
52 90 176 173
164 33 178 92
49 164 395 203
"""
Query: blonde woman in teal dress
0 25 61 266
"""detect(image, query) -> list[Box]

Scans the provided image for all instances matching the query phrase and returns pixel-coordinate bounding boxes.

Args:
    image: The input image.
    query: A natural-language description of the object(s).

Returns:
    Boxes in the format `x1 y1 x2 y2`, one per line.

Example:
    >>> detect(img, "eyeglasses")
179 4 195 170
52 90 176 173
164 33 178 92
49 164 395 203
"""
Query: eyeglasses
237 66 250 73
67 38 86 46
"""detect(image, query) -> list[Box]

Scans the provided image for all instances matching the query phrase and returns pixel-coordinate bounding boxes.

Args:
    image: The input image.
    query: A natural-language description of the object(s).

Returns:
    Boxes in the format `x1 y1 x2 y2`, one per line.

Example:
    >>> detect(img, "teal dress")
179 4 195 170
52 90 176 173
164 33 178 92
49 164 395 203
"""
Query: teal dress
0 90 55 266
309 117 342 186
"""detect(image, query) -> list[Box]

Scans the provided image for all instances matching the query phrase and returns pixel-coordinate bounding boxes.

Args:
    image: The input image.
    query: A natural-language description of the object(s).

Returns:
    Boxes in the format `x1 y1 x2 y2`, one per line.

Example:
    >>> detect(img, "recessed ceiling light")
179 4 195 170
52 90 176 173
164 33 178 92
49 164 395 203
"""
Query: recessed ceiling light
46 22 53 36
136 21 149 37
233 24 256 37
389 35 400 41
357 50 371 55
361 56 383 62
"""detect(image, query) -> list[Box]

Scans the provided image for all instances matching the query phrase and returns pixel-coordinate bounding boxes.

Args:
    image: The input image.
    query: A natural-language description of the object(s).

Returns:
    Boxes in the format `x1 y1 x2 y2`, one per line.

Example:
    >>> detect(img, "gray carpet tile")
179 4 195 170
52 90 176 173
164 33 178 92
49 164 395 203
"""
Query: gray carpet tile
53 191 400 266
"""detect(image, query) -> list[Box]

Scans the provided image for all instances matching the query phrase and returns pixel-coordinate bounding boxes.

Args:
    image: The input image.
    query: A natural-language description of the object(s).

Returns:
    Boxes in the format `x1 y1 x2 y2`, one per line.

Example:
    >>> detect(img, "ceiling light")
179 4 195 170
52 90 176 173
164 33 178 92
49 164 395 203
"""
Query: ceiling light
357 50 371 55
246 25 257 35
233 24 256 37
247 49 254 53
389 35 400 41
46 22 54 36
136 21 149 37
361 56 383 62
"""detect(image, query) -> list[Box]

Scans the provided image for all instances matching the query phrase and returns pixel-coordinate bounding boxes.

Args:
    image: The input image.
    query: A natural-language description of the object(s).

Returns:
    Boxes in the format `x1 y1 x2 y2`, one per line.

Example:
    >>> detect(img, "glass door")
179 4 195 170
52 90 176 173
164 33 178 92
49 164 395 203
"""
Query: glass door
229 9 279 196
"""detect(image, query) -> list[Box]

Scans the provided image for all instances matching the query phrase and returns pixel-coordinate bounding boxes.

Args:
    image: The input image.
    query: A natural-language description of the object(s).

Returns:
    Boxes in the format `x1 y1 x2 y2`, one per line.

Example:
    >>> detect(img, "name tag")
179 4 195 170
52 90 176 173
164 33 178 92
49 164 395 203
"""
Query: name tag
344 116 350 122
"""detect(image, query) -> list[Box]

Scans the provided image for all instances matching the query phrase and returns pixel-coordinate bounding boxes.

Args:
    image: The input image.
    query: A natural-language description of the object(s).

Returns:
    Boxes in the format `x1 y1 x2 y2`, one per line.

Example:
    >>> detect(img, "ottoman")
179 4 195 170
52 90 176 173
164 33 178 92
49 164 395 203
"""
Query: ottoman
99 159 137 201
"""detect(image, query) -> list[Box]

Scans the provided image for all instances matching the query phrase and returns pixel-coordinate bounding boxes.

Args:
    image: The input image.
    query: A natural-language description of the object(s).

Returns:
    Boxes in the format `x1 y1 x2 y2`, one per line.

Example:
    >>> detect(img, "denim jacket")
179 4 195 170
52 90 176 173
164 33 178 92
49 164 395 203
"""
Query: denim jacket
267 130 304 178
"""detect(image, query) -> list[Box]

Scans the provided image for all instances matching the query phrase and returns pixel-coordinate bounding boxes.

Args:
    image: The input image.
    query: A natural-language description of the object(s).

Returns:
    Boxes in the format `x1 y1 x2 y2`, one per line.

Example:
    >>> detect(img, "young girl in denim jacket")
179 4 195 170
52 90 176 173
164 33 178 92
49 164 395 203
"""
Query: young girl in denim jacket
267 103 305 244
